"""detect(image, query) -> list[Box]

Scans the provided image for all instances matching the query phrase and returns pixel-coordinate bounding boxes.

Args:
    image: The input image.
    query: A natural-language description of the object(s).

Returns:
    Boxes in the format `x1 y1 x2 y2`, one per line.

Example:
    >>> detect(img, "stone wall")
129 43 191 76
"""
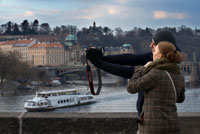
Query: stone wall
0 112 199 134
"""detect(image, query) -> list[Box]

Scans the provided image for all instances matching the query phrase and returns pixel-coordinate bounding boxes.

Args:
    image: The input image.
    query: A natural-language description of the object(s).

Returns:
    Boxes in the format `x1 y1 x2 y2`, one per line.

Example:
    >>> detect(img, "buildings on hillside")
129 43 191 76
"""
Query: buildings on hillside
0 35 135 67
0 35 83 66
13 39 37 62
0 40 17 53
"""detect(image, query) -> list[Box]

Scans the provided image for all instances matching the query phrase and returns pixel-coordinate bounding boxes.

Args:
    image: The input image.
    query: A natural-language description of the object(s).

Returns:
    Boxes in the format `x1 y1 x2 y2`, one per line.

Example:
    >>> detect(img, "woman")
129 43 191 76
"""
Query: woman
127 41 185 134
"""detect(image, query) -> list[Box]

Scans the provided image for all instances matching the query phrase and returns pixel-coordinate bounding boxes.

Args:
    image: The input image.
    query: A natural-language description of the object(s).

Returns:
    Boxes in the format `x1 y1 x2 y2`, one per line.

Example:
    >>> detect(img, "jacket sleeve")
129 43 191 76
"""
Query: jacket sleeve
100 62 134 79
177 87 185 103
102 52 153 66
176 75 185 103
88 54 134 79
127 66 158 94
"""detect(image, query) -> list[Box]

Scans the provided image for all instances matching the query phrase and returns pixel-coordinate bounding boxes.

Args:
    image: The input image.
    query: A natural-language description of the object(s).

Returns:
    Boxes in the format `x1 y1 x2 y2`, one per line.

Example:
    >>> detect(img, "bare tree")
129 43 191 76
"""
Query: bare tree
13 62 33 86
0 51 21 84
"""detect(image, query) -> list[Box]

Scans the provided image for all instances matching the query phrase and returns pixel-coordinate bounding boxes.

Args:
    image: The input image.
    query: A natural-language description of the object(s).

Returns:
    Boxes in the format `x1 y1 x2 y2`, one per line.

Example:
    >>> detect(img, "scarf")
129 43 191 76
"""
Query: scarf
142 58 180 75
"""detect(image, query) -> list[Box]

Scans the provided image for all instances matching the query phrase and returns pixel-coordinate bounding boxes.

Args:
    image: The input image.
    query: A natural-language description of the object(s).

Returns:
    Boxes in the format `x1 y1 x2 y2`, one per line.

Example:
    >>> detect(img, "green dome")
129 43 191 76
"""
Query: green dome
66 34 77 41
122 43 131 48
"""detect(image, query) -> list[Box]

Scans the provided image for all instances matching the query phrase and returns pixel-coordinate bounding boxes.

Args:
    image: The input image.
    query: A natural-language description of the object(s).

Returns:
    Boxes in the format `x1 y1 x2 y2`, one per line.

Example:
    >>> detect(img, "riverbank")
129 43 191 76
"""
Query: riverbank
0 83 36 96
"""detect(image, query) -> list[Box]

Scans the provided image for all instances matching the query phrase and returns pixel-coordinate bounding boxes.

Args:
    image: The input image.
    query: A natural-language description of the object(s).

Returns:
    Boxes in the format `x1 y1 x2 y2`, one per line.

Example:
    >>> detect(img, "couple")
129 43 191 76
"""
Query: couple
86 30 185 134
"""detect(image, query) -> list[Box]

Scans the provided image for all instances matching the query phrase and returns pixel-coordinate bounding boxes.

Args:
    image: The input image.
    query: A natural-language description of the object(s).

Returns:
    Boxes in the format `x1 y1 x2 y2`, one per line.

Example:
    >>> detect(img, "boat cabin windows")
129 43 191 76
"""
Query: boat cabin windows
80 97 87 101
88 96 93 99
37 102 48 106
37 90 78 98
25 101 48 107
26 101 36 106
80 96 93 101
54 90 77 96
57 99 74 104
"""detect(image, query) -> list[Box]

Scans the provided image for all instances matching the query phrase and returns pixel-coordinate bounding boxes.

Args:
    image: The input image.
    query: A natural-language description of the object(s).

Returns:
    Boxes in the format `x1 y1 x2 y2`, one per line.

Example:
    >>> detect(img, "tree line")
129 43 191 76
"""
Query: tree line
0 19 77 35
0 50 49 86
1 20 200 61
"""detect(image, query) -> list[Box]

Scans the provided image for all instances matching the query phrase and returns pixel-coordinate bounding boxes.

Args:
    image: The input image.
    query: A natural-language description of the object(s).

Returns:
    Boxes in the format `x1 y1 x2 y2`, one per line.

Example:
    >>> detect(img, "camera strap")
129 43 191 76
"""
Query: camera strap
86 62 102 95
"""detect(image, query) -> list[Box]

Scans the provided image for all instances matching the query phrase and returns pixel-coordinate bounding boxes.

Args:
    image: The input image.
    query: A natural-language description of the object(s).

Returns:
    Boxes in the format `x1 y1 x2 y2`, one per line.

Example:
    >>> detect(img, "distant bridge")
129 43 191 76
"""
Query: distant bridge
180 63 192 73
56 66 87 76
38 65 106 83
180 62 200 74
38 66 86 76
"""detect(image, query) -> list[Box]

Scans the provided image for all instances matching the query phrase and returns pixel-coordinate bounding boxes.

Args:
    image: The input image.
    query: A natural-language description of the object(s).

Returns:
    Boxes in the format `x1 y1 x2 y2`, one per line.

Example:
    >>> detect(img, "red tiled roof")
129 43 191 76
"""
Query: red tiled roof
0 40 18 45
30 43 64 48
16 40 33 44
0 35 66 43
0 39 34 46
27 35 63 42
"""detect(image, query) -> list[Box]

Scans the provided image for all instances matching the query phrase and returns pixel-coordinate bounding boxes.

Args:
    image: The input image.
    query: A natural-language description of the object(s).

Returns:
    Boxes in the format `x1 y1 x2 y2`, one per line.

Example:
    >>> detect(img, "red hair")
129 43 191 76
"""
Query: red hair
157 41 182 63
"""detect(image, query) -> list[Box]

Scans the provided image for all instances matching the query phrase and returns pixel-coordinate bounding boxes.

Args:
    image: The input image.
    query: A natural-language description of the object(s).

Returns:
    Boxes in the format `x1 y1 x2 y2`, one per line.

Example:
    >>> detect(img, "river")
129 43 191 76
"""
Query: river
0 80 200 113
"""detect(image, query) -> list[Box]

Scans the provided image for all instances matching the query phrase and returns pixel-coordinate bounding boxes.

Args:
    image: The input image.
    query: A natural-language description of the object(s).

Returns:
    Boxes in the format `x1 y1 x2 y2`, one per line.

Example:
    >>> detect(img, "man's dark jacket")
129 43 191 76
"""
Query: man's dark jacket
99 52 153 115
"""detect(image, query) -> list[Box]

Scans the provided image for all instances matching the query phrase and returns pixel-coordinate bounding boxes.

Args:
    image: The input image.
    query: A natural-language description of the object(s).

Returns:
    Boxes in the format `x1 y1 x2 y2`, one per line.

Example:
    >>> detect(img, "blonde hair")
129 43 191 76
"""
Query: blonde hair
157 41 182 63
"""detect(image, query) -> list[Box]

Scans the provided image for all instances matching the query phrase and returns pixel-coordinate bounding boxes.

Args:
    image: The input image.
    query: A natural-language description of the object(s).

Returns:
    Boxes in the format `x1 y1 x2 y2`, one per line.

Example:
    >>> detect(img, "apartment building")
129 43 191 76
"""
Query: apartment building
0 40 17 53
0 39 37 62
29 42 65 66
13 39 37 62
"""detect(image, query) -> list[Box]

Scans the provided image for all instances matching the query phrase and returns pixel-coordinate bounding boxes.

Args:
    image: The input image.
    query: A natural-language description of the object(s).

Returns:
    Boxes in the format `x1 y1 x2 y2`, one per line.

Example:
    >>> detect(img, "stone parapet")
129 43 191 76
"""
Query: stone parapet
0 112 199 134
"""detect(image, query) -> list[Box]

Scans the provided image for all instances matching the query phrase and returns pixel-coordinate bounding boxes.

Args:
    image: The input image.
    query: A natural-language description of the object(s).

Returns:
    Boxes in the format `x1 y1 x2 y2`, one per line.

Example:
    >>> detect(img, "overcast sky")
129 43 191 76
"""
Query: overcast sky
0 0 200 30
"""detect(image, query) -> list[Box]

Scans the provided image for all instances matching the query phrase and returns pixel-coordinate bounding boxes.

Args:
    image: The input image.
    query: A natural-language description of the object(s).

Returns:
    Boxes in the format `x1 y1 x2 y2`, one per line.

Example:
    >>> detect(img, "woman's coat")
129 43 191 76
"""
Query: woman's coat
127 66 185 134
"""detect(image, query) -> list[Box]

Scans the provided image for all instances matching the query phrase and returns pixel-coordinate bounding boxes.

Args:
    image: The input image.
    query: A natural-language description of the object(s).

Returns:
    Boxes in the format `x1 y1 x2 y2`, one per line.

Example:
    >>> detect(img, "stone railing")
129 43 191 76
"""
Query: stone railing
0 112 199 134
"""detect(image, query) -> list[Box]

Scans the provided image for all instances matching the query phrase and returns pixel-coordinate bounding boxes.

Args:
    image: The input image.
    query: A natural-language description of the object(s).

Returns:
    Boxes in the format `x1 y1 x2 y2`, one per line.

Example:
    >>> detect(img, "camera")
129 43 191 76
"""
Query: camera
84 46 104 57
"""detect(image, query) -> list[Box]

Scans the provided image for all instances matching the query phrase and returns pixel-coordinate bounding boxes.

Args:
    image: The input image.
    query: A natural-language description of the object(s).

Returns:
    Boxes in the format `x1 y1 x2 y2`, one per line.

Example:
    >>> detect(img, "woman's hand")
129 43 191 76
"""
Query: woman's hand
144 61 152 67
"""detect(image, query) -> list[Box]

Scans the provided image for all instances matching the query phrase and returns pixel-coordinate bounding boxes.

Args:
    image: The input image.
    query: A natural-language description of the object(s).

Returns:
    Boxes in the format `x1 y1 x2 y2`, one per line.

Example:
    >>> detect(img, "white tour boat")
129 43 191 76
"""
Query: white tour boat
24 88 96 111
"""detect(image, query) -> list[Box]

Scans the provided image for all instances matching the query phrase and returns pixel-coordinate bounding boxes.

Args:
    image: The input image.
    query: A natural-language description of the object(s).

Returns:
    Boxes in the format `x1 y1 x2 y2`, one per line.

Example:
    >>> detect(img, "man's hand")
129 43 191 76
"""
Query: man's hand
86 48 104 61
86 48 104 68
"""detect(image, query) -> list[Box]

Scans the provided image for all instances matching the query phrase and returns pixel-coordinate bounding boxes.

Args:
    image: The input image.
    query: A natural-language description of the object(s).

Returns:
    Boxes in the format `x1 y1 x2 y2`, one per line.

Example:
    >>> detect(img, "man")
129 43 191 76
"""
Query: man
86 30 180 116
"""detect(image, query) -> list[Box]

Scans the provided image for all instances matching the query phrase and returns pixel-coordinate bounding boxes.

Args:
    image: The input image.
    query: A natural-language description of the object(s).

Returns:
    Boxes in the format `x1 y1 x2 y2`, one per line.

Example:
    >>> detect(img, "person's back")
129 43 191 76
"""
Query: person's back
127 41 185 134
138 69 185 134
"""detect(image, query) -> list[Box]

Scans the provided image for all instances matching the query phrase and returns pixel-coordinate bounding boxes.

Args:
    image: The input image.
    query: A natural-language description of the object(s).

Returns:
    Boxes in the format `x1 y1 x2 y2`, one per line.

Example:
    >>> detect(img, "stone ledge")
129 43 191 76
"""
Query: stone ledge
0 112 199 134
23 112 137 118
178 112 200 117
